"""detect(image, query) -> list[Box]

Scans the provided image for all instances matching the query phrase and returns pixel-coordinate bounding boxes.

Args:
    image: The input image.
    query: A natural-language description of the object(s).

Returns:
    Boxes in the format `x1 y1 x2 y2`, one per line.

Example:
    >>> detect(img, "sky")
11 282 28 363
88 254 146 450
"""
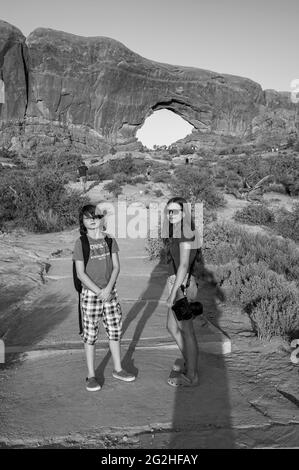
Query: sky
1 0 298 147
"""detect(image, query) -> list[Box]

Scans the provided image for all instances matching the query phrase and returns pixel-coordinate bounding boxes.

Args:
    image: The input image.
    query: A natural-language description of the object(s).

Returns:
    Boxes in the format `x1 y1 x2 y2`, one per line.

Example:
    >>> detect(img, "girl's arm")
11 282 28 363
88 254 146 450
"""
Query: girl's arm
75 260 101 295
167 242 191 306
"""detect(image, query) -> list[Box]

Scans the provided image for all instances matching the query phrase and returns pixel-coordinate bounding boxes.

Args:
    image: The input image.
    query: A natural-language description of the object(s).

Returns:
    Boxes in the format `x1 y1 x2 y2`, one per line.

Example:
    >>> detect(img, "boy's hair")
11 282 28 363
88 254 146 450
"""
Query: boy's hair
79 204 97 235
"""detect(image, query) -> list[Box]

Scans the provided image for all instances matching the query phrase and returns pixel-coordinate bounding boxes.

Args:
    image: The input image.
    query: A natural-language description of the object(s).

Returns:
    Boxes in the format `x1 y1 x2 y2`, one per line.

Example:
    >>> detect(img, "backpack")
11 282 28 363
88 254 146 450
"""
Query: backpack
73 233 113 335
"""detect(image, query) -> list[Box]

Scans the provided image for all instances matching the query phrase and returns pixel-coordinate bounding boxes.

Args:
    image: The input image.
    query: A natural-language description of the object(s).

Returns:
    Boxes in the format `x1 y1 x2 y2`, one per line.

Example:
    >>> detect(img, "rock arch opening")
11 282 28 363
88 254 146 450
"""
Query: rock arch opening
136 109 194 149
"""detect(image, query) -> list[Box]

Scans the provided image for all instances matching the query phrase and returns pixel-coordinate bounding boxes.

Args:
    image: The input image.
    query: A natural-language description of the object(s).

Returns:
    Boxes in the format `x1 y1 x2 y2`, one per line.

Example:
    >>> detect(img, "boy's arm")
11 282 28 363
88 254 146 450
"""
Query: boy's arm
99 252 120 301
105 252 120 291
75 260 101 295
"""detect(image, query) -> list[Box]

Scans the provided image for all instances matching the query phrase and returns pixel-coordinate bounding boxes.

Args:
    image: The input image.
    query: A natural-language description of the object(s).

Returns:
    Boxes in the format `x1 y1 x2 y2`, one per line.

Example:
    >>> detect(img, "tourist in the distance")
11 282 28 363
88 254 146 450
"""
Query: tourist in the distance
77 162 88 192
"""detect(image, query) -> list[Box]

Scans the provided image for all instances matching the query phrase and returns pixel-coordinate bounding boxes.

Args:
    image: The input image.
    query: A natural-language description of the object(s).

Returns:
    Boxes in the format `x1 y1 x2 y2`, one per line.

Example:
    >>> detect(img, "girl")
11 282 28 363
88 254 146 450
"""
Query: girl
163 197 200 387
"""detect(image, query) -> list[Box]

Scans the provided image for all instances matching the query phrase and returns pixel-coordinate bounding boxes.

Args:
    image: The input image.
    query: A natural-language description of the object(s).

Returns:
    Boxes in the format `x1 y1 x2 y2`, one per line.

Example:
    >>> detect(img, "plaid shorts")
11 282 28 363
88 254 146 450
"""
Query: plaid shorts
80 287 122 344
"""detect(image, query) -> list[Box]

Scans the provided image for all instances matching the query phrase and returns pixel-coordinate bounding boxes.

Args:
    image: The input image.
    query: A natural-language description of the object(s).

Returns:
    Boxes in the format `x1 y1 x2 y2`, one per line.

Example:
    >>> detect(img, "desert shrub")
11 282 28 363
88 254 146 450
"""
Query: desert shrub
170 166 225 209
266 183 286 194
36 151 83 181
274 204 299 243
215 261 299 340
154 189 164 197
269 155 299 196
0 169 89 232
203 222 299 284
168 146 179 156
113 172 132 185
87 162 114 181
234 203 275 226
109 154 136 176
132 175 147 184
145 236 167 262
103 180 123 197
293 140 299 152
152 170 170 183
180 145 195 155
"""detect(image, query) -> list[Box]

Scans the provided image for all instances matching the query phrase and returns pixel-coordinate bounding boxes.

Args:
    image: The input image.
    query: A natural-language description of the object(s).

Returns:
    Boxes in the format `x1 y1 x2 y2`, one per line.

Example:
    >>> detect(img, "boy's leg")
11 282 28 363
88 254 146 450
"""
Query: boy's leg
102 290 135 381
81 288 102 379
108 339 122 372
101 290 122 371
84 342 96 378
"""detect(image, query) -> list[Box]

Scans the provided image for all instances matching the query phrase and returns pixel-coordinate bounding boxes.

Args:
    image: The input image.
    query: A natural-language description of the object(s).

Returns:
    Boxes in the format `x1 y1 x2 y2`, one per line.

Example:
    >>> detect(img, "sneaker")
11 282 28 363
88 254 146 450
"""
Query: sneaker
112 369 136 382
86 376 101 391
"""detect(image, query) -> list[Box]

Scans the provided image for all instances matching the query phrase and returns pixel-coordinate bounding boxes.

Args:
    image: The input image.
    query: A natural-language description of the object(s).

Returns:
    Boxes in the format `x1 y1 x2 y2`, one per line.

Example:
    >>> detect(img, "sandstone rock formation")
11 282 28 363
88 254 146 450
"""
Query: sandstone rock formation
0 19 298 155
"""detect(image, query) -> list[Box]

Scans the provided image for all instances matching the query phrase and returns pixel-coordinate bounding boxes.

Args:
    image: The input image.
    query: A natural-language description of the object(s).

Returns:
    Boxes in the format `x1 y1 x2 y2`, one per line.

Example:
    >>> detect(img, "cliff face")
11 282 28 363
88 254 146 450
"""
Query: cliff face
0 20 27 121
0 20 298 154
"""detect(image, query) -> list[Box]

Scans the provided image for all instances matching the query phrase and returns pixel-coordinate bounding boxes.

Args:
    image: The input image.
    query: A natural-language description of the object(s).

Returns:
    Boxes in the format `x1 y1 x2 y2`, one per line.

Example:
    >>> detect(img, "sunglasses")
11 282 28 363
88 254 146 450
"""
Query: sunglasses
83 214 104 220
167 209 182 215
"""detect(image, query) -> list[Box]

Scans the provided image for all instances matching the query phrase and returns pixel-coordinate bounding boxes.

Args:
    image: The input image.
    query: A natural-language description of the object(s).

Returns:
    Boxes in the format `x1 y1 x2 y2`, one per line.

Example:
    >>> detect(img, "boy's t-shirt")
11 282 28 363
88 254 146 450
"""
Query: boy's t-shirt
72 234 119 288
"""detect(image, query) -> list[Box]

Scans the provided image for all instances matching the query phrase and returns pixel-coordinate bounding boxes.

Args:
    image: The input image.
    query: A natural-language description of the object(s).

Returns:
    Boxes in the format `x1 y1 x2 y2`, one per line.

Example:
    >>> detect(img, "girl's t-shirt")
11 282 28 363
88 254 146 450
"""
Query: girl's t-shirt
167 235 197 276
72 234 119 288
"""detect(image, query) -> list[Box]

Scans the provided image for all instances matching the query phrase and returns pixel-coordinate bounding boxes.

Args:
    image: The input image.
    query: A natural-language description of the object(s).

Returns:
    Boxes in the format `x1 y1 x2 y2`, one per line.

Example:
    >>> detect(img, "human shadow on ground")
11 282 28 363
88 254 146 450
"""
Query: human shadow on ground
95 259 168 385
168 260 235 449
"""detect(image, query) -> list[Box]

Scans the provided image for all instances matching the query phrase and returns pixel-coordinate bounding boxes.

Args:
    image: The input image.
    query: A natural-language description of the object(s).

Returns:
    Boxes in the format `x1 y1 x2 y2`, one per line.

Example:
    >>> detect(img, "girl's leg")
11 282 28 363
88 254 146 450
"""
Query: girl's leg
84 342 96 378
109 339 122 372
180 319 199 382
167 308 185 360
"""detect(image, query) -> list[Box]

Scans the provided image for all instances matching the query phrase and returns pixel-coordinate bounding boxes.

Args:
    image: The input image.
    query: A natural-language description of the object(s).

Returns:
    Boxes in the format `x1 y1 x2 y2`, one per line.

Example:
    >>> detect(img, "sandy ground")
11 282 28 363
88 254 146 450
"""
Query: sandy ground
0 193 298 449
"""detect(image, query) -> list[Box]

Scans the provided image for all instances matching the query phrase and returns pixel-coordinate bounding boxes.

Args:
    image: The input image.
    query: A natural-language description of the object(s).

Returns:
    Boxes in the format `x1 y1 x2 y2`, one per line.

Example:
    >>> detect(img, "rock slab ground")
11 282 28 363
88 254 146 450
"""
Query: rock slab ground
0 217 298 448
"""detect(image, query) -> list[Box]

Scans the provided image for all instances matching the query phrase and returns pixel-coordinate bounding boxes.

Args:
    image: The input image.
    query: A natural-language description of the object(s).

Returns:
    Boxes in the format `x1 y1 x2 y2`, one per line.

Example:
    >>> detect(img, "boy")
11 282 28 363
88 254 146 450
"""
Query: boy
73 204 135 391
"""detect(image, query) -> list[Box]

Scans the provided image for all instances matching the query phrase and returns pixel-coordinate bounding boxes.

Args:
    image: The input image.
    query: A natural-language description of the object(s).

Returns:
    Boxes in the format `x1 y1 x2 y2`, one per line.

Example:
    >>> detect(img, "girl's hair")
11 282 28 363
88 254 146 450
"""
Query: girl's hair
79 204 97 235
162 197 195 241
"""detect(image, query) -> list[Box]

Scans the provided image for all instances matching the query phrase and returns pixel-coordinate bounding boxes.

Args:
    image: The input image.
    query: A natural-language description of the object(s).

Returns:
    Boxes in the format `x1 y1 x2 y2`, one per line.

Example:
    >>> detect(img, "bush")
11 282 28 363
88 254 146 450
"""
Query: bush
109 154 136 175
214 261 299 340
204 222 299 284
234 203 275 226
170 166 226 209
103 180 123 197
114 172 132 185
0 168 89 232
145 236 167 262
36 151 83 181
152 170 170 183
274 204 299 243
87 162 114 181
132 175 147 184
154 189 164 197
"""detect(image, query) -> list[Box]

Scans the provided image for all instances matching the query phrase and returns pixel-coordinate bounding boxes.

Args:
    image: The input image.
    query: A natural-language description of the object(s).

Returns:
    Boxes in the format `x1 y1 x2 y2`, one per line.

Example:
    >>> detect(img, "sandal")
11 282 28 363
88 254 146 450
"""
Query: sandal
167 372 199 388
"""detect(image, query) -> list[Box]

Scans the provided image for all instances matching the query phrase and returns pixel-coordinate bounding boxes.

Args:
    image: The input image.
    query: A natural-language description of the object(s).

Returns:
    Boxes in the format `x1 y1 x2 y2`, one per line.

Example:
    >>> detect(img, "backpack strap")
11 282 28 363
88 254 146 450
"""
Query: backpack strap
104 235 113 256
77 233 90 335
